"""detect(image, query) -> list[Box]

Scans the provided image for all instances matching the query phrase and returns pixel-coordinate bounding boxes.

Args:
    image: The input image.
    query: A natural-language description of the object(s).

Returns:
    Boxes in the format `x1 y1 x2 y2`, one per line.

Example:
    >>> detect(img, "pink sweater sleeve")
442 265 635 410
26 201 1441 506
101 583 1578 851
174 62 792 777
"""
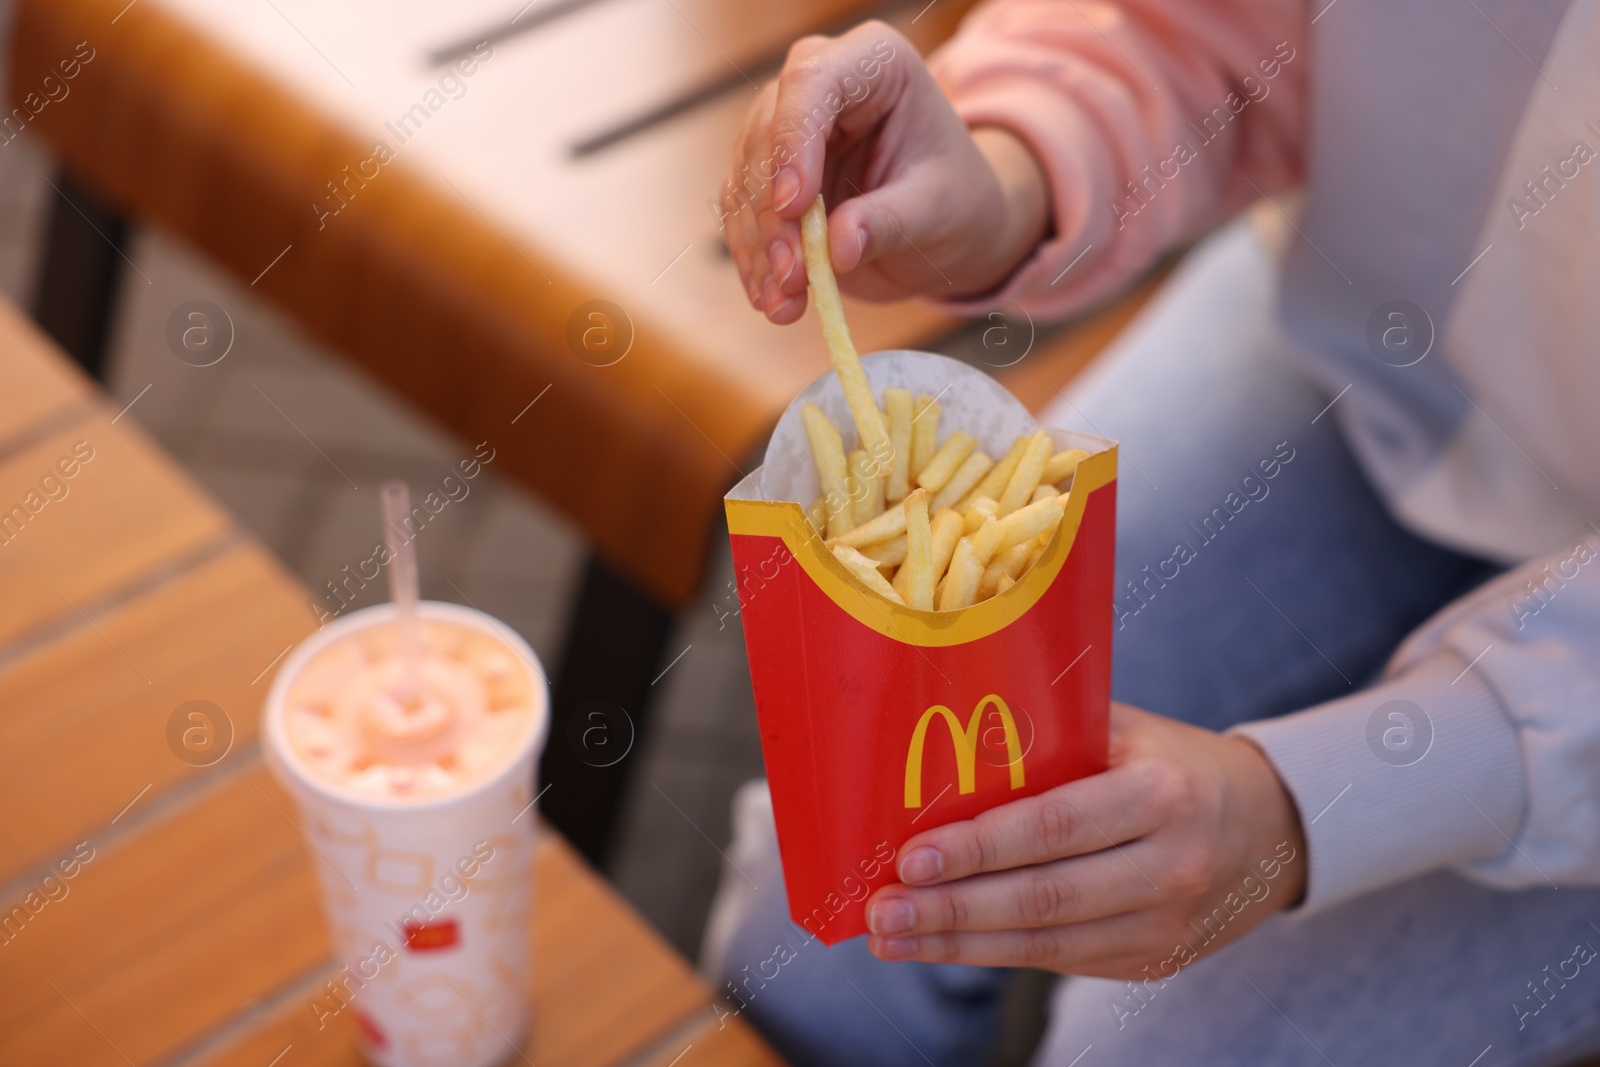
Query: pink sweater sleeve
928 0 1308 319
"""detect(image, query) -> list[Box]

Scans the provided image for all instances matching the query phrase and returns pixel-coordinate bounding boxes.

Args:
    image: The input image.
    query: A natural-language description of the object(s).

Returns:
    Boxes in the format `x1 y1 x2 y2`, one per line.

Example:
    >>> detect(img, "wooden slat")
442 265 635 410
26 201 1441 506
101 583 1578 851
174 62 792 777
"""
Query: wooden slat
0 413 231 650
193 826 713 1067
0 765 332 1066
0 542 315 885
0 301 92 447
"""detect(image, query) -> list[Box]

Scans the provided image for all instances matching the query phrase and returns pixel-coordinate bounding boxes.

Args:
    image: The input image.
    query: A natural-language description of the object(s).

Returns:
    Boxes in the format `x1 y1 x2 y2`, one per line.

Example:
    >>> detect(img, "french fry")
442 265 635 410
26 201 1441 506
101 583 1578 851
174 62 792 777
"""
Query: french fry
899 488 935 611
1042 448 1090 487
997 495 1065 553
931 450 994 512
979 540 1034 598
853 534 907 568
847 449 884 525
966 433 1031 509
807 498 828 533
995 573 1016 595
929 507 965 585
915 430 977 493
938 517 1004 610
801 402 854 539
1031 484 1058 504
884 388 914 502
835 498 908 547
801 197 891 469
963 496 999 534
910 394 940 478
832 543 906 605
1023 537 1047 572
998 430 1053 515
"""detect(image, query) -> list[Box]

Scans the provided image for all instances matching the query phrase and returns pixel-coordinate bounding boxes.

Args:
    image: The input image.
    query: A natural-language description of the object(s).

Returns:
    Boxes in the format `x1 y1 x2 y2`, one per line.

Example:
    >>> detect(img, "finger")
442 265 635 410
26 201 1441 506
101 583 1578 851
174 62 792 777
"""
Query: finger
728 195 765 309
766 22 910 219
722 190 760 306
867 848 1163 936
765 290 808 324
897 763 1169 885
868 909 1162 972
827 177 920 275
728 83 788 305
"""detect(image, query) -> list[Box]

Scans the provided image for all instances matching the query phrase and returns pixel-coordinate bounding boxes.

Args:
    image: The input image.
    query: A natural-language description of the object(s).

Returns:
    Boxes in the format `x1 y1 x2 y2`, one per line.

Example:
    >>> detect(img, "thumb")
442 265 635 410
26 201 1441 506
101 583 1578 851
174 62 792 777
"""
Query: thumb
826 174 933 275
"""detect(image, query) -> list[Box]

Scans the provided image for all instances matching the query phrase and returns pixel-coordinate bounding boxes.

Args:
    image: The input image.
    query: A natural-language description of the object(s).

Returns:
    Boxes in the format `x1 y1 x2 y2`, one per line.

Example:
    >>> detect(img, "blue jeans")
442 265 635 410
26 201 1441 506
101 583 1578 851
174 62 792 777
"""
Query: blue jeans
706 212 1600 1066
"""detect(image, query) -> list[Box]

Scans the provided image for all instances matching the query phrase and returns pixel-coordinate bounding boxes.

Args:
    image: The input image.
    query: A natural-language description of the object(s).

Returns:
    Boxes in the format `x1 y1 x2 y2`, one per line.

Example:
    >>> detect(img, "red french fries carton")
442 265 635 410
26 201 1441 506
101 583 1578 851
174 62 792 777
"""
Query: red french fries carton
725 351 1116 944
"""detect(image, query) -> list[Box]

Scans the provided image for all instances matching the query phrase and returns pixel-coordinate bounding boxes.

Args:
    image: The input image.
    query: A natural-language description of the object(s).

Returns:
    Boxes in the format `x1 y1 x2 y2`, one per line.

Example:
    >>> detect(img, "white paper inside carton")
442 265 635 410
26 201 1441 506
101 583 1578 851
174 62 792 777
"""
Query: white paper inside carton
759 350 1037 507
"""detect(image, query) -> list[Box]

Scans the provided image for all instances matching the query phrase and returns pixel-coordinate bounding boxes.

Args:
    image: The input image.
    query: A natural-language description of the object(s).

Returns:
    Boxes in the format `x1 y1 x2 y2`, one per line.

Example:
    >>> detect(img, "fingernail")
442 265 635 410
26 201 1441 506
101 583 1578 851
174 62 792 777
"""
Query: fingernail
900 847 943 885
867 897 914 935
856 226 869 261
872 936 918 960
773 167 800 211
769 239 794 284
762 275 782 310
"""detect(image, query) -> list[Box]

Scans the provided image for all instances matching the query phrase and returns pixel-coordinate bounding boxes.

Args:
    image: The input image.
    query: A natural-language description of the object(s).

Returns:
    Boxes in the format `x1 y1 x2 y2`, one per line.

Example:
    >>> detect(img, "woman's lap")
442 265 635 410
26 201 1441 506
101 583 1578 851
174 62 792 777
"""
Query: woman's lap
708 212 1584 1067
1037 871 1600 1067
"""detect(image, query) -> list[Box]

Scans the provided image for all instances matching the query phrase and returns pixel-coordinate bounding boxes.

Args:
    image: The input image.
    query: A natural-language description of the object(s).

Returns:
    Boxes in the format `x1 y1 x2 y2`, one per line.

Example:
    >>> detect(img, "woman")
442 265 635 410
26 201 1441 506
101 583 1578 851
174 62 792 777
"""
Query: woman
709 3 1600 1065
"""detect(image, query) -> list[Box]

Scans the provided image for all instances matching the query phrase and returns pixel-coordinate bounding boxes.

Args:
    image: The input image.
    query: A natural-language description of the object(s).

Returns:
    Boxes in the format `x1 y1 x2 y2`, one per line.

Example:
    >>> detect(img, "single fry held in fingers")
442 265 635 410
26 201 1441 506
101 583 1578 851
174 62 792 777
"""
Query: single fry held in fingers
802 197 892 469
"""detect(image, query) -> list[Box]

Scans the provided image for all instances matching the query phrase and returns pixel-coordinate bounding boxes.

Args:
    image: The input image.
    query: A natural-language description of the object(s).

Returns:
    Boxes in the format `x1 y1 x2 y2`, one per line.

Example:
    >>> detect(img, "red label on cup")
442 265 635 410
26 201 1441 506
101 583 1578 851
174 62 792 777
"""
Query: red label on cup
403 918 460 951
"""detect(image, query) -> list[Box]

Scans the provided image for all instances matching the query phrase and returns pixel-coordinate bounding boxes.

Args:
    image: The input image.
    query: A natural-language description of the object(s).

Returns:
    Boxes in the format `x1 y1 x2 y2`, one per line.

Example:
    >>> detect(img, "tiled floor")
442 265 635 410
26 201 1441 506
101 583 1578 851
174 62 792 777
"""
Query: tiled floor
0 132 767 959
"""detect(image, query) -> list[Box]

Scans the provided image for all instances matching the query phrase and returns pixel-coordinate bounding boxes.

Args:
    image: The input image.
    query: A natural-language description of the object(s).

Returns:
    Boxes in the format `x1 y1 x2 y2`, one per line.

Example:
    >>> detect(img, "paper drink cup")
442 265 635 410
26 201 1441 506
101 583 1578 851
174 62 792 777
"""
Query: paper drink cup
725 350 1116 944
263 601 549 1066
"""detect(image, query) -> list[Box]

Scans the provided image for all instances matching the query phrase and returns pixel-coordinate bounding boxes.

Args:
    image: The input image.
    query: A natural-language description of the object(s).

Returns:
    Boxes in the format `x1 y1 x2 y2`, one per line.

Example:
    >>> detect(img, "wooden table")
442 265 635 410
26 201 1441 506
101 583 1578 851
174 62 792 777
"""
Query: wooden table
7 0 1160 862
0 300 786 1067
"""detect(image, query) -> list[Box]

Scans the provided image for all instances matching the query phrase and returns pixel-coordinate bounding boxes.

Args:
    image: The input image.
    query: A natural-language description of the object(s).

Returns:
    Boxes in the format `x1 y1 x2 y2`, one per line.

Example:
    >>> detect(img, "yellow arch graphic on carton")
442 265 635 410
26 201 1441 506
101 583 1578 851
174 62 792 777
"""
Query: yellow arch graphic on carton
726 446 1116 647
905 695 1025 808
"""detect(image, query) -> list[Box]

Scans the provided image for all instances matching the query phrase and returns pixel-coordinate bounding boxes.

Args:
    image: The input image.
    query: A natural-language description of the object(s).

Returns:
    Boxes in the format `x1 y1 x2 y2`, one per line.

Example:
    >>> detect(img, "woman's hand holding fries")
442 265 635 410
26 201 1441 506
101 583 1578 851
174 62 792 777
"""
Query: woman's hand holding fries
721 22 1050 322
863 705 1309 977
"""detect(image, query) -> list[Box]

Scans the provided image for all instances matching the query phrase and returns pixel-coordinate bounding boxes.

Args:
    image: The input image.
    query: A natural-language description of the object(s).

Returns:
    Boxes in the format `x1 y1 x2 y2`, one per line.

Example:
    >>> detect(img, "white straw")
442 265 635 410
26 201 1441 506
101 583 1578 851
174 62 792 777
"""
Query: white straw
380 479 423 698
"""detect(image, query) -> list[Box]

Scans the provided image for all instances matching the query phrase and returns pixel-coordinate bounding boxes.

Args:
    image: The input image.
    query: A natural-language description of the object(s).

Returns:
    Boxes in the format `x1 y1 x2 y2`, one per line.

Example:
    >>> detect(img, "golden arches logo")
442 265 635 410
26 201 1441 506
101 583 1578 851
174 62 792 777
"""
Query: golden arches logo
904 695 1025 808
